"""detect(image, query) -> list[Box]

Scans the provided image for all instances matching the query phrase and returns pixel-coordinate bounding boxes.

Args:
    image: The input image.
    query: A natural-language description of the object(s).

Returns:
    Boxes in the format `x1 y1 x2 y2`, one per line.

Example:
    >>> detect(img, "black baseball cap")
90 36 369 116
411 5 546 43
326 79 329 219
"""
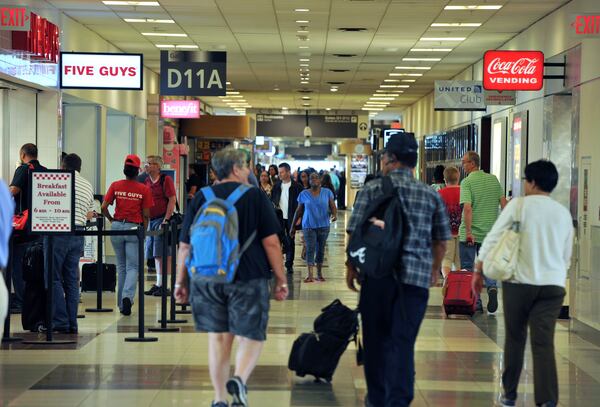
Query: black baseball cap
380 132 418 157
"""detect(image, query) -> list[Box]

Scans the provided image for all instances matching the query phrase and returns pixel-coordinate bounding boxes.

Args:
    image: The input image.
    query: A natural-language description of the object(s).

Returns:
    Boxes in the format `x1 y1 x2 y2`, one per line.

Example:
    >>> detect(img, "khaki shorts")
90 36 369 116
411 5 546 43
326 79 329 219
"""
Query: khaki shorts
442 236 461 270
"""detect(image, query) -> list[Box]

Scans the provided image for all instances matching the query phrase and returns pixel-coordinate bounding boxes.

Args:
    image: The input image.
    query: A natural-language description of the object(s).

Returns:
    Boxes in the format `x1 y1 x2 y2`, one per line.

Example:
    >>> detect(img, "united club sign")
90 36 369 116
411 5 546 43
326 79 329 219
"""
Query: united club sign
483 50 544 91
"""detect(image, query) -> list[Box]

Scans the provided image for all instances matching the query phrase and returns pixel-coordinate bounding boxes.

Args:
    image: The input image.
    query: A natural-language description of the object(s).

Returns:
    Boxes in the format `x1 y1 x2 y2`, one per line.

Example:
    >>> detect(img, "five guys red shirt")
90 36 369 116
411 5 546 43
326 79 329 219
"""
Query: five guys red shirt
104 179 154 224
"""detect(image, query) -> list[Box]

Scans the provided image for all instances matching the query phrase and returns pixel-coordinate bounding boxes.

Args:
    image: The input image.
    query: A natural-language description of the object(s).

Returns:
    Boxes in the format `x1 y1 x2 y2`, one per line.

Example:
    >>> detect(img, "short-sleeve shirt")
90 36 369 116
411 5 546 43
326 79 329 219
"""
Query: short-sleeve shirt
10 160 46 214
104 179 153 224
348 168 451 290
186 174 203 194
144 175 176 219
298 188 333 229
439 186 461 236
74 171 95 227
180 182 281 281
458 170 504 243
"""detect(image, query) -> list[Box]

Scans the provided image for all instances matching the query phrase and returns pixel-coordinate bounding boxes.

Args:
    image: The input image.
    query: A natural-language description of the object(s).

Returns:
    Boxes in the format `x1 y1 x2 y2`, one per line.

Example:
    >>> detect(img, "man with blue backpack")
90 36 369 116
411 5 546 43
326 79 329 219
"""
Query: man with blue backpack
175 148 288 407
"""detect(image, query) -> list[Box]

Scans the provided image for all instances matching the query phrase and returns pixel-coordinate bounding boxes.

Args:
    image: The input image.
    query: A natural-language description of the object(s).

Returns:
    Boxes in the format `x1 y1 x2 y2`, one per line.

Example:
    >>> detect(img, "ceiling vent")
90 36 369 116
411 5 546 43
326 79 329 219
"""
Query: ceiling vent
329 69 350 73
327 81 345 85
333 53 357 58
337 27 368 32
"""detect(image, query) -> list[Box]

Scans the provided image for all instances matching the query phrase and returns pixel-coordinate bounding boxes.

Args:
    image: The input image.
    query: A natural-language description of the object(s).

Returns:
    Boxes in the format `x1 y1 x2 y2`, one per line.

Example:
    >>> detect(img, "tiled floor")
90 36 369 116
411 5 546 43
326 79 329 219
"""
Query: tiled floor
2 211 600 406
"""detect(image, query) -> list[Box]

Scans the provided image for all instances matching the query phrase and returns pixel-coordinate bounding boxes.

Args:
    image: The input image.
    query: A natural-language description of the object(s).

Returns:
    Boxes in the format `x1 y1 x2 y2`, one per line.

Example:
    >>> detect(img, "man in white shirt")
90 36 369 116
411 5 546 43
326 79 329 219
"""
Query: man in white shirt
48 154 95 334
270 163 304 274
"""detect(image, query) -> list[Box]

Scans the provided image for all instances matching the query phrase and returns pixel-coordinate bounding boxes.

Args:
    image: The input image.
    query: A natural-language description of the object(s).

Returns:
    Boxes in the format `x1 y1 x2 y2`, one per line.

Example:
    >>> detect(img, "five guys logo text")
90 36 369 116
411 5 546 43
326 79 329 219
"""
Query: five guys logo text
63 65 137 77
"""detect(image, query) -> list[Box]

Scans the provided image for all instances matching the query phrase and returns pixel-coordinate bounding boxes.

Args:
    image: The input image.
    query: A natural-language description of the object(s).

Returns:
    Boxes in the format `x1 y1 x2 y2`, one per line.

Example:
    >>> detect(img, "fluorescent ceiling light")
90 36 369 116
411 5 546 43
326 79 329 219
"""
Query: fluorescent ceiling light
431 23 482 27
282 107 288 109
295 8 310 12
420 37 466 41
389 73 423 77
299 46 309 49
301 81 309 84
176 45 199 49
330 88 338 92
370 97 395 100
142 32 187 37
410 48 453 52
402 79 416 82
384 79 399 82
124 18 174 23
326 108 331 111
103 1 160 5
227 95 244 98
155 44 174 48
402 57 441 61
297 30 309 34
395 66 431 70
362 108 384 111
300 64 309 67
296 20 310 23
226 91 240 95
299 58 310 62
380 85 410 88
444 5 502 10
366 102 390 105
374 92 400 96
302 96 311 100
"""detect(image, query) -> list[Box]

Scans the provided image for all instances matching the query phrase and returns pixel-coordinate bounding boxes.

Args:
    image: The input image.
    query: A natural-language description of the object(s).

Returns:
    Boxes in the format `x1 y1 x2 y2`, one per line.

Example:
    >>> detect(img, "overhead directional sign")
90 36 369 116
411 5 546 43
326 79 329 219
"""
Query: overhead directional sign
0 5 30 31
257 114 359 139
160 51 226 96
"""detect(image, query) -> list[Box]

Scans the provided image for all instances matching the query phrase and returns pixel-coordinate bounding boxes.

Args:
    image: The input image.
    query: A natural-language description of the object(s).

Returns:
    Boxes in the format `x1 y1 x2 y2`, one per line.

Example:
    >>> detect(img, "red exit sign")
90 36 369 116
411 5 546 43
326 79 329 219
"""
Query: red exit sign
0 5 30 31
571 14 600 35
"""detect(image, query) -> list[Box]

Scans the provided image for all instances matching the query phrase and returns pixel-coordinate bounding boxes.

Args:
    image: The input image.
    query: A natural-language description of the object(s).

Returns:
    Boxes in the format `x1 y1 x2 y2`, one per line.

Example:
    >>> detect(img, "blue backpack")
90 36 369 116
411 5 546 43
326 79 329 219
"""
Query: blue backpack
186 185 256 283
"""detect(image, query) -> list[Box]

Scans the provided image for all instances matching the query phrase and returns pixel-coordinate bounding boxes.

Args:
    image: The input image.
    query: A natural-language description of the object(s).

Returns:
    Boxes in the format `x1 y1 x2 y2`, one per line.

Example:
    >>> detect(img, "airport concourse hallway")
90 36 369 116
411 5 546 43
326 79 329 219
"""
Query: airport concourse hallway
2 212 600 407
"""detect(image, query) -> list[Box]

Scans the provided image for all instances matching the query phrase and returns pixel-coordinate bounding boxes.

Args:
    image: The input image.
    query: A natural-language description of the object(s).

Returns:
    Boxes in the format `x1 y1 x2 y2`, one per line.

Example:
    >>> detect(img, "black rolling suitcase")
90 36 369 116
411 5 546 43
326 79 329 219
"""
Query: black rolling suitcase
21 242 46 332
81 263 117 292
288 299 359 382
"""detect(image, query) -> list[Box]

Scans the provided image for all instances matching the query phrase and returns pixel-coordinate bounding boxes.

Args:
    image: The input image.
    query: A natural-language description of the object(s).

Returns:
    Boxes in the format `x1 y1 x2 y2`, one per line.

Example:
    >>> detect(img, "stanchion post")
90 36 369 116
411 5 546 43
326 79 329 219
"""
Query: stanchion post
2 235 23 343
168 219 187 324
86 217 112 313
149 223 178 332
125 225 158 342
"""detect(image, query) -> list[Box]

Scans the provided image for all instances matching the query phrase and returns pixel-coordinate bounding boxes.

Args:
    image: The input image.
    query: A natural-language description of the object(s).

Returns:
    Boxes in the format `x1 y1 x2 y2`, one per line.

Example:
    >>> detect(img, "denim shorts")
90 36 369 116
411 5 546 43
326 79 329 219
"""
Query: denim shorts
145 217 168 258
190 277 270 341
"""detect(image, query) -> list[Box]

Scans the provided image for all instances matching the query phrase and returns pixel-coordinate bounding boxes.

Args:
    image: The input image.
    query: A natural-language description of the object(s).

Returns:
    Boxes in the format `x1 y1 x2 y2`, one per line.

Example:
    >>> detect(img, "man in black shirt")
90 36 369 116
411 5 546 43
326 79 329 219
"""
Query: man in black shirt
271 163 304 274
175 148 288 407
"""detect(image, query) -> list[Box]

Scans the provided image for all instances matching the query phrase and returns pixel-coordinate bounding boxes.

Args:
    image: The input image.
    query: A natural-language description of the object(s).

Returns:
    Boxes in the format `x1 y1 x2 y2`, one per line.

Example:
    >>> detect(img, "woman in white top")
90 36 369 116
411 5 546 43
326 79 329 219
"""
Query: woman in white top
473 160 573 407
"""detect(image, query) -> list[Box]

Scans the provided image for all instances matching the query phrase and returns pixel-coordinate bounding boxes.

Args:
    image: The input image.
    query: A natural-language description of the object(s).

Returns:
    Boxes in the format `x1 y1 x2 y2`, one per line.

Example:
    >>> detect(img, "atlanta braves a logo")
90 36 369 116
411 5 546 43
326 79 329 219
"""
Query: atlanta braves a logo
349 247 366 264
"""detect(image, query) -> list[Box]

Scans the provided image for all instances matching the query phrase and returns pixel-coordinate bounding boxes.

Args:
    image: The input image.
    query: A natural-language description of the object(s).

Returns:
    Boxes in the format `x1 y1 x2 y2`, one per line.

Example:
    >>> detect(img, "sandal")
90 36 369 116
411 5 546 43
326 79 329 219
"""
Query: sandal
304 276 314 283
316 276 326 282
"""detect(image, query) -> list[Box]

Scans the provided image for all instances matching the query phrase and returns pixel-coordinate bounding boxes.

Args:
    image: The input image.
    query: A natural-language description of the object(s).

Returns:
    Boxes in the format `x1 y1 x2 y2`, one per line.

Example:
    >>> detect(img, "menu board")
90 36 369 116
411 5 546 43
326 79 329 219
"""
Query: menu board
350 155 368 189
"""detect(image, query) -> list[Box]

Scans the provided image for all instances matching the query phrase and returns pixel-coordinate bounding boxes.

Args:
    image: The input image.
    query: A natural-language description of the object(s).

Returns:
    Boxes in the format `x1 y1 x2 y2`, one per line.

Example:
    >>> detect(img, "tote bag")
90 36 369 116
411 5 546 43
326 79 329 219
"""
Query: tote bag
483 198 524 281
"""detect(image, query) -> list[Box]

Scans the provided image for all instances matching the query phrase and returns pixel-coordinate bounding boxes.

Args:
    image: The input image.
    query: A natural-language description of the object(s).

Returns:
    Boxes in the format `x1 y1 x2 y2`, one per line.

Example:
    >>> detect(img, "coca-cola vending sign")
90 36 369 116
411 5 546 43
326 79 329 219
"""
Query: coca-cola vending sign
483 50 544 91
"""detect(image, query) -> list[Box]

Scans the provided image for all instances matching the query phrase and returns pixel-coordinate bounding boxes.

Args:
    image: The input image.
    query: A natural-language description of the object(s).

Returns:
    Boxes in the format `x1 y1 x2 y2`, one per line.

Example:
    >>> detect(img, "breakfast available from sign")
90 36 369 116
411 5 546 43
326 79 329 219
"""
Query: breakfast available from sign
483 50 544 91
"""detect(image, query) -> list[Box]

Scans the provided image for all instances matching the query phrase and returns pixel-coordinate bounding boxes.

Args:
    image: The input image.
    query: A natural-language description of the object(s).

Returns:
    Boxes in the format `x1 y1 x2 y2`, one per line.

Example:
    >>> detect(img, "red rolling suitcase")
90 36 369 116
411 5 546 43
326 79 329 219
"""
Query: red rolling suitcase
443 270 477 316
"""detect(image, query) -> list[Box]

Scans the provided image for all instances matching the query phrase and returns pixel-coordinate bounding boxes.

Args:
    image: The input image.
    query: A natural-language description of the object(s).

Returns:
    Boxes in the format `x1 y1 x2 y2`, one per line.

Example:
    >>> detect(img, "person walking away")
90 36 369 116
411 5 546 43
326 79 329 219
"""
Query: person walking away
174 148 288 407
259 170 273 198
346 134 449 407
48 154 94 333
459 151 506 314
141 156 177 297
271 163 304 274
321 173 336 196
431 164 446 191
101 155 153 315
9 143 46 313
329 169 340 195
0 180 14 338
186 163 205 201
438 166 462 282
473 160 573 407
291 172 337 282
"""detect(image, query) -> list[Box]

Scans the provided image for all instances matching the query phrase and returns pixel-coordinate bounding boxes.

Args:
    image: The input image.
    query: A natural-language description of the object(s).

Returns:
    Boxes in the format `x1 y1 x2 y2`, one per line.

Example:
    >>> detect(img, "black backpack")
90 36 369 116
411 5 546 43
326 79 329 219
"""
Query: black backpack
313 299 358 340
346 176 406 279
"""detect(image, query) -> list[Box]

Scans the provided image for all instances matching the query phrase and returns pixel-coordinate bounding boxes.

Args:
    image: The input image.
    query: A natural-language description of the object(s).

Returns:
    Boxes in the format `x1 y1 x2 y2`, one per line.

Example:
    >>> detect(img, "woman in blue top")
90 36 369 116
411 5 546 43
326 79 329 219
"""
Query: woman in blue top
290 172 337 283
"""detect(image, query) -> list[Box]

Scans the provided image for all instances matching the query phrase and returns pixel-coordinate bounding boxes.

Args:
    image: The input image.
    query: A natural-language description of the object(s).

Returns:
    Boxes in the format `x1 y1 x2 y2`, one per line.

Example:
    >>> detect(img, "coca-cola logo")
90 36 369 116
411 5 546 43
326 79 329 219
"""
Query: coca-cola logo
483 50 544 91
487 58 539 75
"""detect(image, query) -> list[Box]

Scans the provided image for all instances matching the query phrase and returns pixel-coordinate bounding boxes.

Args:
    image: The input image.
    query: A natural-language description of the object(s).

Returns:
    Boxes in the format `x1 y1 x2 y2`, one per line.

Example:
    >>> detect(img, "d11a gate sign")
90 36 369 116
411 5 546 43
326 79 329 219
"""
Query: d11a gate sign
483 50 544 91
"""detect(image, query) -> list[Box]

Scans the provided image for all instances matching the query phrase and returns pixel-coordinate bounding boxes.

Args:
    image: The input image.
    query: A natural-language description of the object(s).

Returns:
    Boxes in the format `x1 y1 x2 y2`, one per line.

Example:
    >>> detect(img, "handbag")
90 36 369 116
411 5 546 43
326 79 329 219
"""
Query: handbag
12 209 29 230
483 198 524 281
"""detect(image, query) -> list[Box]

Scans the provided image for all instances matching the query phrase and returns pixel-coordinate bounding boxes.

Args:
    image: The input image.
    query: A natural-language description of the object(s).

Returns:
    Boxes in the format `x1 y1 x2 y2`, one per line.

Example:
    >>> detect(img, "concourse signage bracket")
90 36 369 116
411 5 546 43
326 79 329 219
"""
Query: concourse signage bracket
28 169 75 235
160 51 226 96
59 52 144 90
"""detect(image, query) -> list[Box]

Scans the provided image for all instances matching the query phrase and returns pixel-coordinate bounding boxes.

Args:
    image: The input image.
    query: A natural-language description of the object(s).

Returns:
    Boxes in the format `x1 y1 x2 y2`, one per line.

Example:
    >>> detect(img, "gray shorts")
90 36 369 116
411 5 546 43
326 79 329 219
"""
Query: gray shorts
190 277 271 341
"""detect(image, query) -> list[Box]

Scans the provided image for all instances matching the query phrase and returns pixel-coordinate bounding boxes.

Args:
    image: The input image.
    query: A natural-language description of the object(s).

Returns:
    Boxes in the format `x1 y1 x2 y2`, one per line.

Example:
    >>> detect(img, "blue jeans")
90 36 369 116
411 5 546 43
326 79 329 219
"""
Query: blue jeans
303 227 329 266
48 235 84 331
459 241 496 289
360 277 429 406
111 221 140 309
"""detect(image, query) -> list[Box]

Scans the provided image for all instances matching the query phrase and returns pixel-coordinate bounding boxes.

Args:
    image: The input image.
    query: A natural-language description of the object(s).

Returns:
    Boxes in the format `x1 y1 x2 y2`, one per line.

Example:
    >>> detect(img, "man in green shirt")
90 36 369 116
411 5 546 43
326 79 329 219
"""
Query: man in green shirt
459 151 507 314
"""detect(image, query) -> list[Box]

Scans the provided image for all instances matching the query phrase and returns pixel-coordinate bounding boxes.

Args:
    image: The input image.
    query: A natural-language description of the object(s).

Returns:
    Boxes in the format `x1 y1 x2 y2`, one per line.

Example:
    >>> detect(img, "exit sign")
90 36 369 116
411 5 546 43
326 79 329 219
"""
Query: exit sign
0 5 30 31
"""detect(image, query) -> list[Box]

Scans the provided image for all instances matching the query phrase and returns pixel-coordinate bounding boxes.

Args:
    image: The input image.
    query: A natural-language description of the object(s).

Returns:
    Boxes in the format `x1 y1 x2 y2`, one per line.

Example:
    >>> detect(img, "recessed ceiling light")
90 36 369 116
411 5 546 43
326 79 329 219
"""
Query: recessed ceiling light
103 1 160 5
380 85 410 88
402 79 416 82
366 102 390 105
282 106 288 110
370 97 395 100
124 18 174 23
402 57 441 61
302 96 311 100
420 37 466 41
410 48 453 52
176 45 199 49
330 88 338 92
303 103 311 106
296 20 310 23
297 30 309 34
299 58 310 62
295 8 310 12
301 81 309 84
444 5 502 10
431 22 482 27
374 92 400 96
389 73 423 77
226 91 240 95
227 95 244 98
362 107 384 111
226 81 231 85
299 46 309 49
395 66 431 70
384 79 399 82
155 44 174 48
142 32 187 37
325 108 331 111
300 64 309 67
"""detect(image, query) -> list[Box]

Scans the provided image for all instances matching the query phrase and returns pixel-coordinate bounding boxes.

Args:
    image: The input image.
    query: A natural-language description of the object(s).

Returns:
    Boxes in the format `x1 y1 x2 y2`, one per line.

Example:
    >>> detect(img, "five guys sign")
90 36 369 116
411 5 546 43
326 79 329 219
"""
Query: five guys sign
60 52 143 90
483 50 544 91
